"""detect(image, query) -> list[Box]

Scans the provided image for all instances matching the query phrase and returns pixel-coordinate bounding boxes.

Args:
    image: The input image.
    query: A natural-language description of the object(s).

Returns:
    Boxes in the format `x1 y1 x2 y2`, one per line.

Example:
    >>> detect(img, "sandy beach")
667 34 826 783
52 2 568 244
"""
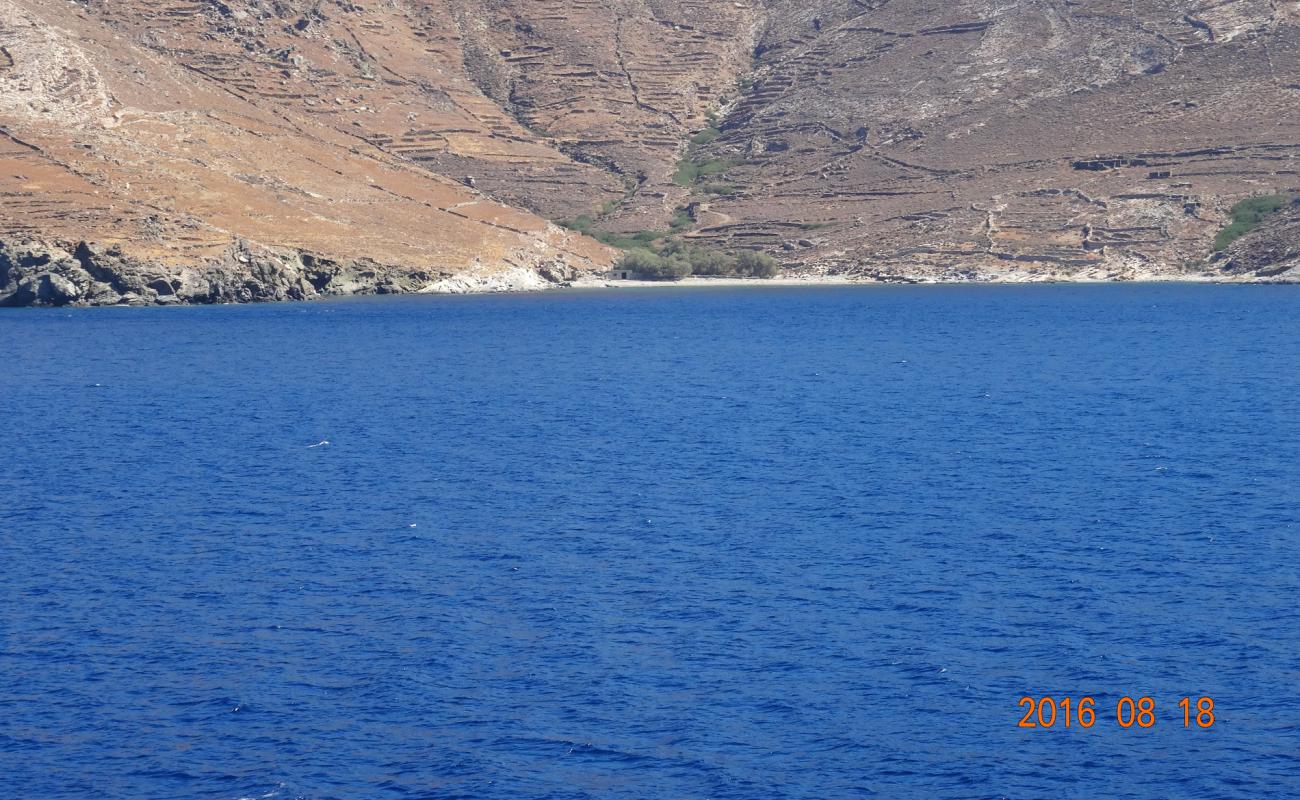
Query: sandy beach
568 275 862 290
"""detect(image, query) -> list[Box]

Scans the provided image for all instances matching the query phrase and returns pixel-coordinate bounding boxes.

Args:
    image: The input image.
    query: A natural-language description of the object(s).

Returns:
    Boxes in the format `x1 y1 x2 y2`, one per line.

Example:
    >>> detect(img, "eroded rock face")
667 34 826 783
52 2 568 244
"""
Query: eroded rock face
0 0 1298 306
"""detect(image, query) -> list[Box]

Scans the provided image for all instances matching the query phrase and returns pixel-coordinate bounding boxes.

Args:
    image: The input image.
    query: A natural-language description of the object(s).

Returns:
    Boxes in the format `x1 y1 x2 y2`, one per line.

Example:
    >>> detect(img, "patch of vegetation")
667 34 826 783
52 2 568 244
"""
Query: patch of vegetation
734 250 780 278
673 156 740 187
595 230 667 250
555 216 665 250
669 206 694 232
690 127 721 146
558 197 780 282
556 214 596 234
736 75 755 94
613 239 780 281
621 248 692 280
1214 193 1294 251
700 183 741 196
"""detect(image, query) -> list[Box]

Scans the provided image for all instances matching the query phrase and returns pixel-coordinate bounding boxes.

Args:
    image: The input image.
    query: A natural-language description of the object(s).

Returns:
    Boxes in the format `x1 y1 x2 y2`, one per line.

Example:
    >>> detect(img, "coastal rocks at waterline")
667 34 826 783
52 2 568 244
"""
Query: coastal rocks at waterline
0 240 581 307
419 262 583 295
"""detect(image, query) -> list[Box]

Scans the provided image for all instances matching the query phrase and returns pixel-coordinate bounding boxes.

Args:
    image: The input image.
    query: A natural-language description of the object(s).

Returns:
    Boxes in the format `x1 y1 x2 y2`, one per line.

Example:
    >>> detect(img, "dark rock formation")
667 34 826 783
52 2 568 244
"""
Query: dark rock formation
0 239 460 306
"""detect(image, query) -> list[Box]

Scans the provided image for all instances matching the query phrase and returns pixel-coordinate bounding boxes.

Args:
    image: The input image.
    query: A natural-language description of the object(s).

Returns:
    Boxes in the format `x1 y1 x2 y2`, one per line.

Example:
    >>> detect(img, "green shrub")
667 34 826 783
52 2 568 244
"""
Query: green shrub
656 256 693 280
673 157 739 187
735 250 780 278
616 249 690 280
689 249 737 276
593 229 667 250
658 240 777 278
611 236 780 281
690 127 721 146
1214 194 1292 251
619 248 661 273
556 214 595 234
655 239 726 275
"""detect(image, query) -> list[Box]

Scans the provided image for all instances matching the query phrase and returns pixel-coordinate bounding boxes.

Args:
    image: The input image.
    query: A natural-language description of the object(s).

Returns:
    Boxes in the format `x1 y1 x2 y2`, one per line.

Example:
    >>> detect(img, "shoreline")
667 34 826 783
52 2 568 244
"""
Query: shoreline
4 270 1295 310
566 275 860 290
562 271 1291 291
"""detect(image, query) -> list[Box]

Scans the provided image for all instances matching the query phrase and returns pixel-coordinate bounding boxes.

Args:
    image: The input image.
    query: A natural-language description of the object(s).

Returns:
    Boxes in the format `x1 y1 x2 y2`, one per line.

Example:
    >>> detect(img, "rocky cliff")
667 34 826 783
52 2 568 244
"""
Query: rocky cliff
1 0 1297 305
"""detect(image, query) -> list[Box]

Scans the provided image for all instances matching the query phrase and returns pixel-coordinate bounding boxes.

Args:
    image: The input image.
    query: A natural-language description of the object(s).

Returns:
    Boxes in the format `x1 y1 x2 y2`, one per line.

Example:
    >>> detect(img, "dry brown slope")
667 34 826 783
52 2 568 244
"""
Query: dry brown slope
446 0 765 228
0 0 613 306
57 0 765 225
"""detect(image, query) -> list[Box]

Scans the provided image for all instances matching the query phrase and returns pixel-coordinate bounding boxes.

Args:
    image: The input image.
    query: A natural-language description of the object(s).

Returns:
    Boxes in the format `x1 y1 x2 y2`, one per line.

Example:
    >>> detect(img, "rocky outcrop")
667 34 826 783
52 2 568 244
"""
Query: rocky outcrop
0 239 584 307
1216 201 1300 281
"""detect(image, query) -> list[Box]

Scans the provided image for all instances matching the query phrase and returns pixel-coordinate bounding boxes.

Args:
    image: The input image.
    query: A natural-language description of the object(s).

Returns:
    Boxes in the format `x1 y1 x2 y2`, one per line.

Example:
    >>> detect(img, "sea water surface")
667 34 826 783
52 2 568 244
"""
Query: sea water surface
2 284 1299 799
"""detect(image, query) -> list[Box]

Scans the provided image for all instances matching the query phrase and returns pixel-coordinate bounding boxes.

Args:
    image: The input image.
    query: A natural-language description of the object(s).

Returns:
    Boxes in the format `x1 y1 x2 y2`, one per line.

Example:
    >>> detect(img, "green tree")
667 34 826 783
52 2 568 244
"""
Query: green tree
616 249 692 280
655 256 693 280
689 248 737 276
619 248 662 275
735 250 779 278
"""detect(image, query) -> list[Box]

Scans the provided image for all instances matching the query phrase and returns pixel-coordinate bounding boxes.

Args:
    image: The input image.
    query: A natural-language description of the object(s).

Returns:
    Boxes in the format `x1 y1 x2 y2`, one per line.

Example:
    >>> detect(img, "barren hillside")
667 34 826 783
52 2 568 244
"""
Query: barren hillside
1 0 1297 305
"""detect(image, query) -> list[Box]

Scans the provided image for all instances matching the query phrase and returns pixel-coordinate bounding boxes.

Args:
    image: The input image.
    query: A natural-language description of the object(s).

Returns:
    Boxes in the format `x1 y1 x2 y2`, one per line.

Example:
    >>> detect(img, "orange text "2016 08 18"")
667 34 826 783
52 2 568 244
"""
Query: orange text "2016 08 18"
1017 696 1215 729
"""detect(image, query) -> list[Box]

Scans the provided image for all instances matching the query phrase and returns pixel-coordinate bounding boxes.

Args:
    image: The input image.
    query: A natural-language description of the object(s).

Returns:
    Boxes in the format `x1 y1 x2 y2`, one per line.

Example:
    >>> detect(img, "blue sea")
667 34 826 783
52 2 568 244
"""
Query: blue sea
2 284 1299 799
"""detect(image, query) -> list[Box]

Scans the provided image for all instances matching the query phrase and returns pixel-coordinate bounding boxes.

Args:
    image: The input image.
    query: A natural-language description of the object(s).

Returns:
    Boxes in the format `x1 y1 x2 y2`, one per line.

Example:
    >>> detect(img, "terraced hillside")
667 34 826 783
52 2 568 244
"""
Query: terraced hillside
683 0 1300 281
1 0 1298 305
